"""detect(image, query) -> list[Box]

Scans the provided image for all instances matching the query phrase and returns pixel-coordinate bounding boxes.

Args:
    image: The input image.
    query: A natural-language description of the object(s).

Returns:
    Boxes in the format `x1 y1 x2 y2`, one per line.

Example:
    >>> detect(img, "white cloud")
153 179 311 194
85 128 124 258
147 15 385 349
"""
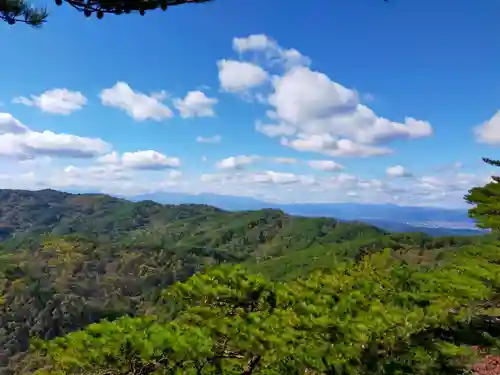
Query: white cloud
266 67 433 156
62 164 131 182
0 113 110 159
201 170 314 186
271 157 299 164
13 89 87 115
232 34 311 70
269 67 358 126
173 91 218 118
307 160 344 171
217 60 269 93
196 169 481 207
216 155 260 170
99 150 180 170
2 132 110 159
386 165 412 178
100 82 173 121
0 113 30 134
19 156 52 167
224 36 432 158
226 35 432 158
244 170 311 185
255 120 296 138
97 151 120 164
233 34 275 53
281 134 391 157
474 110 500 145
196 135 222 143
122 150 180 170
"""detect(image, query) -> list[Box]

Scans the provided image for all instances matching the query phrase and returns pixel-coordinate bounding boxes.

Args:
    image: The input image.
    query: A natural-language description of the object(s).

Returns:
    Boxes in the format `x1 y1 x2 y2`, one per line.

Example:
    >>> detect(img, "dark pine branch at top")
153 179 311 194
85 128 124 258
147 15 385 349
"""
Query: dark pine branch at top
63 0 212 18
0 0 211 26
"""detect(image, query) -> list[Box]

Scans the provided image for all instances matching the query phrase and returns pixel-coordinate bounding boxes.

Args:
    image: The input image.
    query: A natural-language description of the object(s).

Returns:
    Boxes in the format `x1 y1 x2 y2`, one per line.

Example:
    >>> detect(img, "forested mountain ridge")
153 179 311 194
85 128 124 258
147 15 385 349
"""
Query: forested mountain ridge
0 189 223 241
0 188 456 258
0 188 482 248
0 179 499 375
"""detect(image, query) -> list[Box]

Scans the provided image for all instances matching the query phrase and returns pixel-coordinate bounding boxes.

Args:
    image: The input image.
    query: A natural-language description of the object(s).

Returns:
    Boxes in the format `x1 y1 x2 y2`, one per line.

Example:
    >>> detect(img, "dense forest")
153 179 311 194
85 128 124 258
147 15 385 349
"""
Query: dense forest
1 157 500 375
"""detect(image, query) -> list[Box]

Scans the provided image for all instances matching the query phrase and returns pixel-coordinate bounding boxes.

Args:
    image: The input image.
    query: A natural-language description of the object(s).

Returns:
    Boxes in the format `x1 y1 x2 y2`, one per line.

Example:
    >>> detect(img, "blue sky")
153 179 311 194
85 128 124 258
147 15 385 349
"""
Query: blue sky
0 0 499 207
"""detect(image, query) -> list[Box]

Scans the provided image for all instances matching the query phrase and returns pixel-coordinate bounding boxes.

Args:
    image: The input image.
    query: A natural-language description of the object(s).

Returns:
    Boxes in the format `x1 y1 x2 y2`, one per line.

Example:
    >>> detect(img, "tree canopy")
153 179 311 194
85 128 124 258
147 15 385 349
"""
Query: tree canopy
465 157 500 232
0 0 210 26
16 246 500 375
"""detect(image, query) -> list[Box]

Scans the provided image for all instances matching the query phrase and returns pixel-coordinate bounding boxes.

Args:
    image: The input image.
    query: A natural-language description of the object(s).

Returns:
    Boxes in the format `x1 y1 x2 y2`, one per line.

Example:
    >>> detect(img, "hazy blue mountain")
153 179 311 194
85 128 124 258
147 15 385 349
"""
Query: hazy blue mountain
355 219 483 237
129 192 484 236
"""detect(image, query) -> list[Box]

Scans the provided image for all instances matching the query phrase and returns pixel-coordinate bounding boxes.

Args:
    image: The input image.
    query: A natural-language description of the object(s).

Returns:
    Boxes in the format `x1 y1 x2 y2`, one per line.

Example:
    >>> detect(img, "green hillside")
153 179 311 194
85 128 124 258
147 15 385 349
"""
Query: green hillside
0 176 498 375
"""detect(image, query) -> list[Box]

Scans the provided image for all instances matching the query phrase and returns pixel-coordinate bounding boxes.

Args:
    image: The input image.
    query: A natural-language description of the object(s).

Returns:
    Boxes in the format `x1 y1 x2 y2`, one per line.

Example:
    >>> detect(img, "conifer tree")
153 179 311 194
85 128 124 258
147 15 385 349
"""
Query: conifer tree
465 157 500 231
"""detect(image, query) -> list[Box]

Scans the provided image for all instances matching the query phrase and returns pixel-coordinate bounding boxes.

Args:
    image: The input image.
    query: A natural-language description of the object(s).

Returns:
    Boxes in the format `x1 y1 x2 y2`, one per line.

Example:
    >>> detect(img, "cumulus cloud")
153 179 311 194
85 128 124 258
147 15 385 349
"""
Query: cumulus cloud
62 164 131 182
98 150 181 170
307 160 344 171
233 34 311 70
13 89 87 115
215 155 260 170
121 150 181 170
216 35 434 158
0 113 110 159
221 35 432 157
217 60 269 93
196 135 221 143
474 110 500 145
386 165 412 178
100 82 173 121
173 91 218 118
281 134 391 157
262 67 432 157
0 113 29 134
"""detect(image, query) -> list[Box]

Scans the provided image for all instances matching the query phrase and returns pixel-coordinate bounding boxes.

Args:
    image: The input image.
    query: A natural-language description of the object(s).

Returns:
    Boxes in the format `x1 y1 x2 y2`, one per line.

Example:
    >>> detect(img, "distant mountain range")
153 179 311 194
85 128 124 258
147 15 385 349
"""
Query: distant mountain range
129 192 484 237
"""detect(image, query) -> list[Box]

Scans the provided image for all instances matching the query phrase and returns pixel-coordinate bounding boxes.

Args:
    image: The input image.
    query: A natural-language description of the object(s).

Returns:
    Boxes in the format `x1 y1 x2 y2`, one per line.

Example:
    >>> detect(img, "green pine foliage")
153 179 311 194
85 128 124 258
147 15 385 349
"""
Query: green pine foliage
17 246 500 375
465 158 500 231
0 0 47 26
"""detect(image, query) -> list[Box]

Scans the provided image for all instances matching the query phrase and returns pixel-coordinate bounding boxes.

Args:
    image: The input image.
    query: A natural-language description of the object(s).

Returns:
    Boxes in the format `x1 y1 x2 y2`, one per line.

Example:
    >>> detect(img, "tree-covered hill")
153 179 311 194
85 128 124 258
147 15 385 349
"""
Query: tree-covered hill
0 184 496 375
0 188 223 241
0 188 464 259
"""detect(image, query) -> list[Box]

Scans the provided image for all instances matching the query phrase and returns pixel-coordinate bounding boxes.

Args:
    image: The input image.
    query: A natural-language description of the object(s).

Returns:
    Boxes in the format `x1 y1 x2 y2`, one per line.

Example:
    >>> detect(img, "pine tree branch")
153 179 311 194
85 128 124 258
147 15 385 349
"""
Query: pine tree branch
1 0 208 25
483 158 500 167
0 0 48 26
60 0 212 18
